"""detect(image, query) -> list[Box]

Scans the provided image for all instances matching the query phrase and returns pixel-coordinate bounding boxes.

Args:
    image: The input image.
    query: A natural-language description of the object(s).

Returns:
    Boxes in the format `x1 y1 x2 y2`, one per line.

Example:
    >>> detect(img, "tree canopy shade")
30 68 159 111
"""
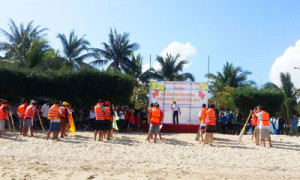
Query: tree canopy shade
0 67 134 106
231 86 284 120
264 72 298 120
91 28 139 74
145 53 195 82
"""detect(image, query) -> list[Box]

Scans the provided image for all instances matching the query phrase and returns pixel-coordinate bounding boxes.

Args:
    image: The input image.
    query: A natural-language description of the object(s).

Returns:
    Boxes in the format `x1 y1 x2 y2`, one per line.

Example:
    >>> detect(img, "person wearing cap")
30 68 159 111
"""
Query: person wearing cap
47 101 62 140
59 102 71 138
234 108 242 135
23 101 37 136
149 102 164 143
0 100 10 138
171 99 181 124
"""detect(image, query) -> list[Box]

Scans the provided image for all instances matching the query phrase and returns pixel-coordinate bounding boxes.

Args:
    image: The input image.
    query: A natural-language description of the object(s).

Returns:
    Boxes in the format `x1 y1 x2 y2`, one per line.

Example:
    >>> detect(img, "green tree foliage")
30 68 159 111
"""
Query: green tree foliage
91 28 139 74
147 53 195 82
264 72 298 120
231 87 284 120
0 67 134 106
0 19 51 67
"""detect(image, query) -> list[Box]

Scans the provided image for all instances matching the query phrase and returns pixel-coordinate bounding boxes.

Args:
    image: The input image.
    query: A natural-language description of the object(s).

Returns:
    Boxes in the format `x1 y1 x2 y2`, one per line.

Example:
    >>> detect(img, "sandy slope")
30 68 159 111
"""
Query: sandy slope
0 131 299 180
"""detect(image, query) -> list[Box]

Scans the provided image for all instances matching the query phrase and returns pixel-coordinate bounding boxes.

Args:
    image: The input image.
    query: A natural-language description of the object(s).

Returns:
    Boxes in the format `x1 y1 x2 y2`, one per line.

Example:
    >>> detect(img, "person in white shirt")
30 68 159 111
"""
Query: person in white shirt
171 100 181 124
40 100 50 129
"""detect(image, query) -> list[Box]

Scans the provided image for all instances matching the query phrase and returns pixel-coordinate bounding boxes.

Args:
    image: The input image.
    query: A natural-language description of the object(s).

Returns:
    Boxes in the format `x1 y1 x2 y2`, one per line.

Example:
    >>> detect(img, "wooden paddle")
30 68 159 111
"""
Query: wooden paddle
9 115 17 137
37 113 46 134
237 111 252 143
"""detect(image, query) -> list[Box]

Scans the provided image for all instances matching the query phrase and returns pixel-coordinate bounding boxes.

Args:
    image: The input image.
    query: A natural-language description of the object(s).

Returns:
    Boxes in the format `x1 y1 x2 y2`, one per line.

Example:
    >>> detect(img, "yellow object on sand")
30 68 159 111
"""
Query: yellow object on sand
68 114 76 134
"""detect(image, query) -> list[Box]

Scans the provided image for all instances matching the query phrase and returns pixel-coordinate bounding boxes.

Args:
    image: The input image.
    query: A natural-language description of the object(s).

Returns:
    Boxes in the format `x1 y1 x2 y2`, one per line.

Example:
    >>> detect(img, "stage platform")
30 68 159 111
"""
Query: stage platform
143 124 199 133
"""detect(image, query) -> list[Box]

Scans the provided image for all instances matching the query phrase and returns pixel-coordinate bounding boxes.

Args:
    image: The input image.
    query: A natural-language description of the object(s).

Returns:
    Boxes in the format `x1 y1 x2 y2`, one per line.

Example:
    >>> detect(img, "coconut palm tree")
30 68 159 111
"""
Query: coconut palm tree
264 72 298 120
0 19 48 66
206 62 254 92
91 28 139 74
57 30 93 69
146 53 194 82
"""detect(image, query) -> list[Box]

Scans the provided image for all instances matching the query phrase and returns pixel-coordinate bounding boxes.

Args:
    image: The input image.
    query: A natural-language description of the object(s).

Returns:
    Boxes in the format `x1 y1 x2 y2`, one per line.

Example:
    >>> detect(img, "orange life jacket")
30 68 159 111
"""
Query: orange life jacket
48 105 60 120
60 106 67 118
18 104 26 118
151 107 162 124
0 104 8 120
251 114 258 126
200 108 207 123
94 103 105 120
205 108 216 126
104 107 112 120
24 104 36 120
261 110 270 127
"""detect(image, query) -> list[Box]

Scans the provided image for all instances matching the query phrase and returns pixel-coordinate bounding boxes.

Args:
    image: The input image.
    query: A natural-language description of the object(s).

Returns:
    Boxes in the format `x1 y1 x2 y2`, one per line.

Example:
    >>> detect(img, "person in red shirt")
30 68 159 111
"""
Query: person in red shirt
149 103 164 143
128 109 135 132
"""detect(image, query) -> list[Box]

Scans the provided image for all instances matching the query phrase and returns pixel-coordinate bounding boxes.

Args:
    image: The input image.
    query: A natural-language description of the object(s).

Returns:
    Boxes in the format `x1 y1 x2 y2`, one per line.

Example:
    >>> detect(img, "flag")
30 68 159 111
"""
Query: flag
68 114 76 134
113 111 119 130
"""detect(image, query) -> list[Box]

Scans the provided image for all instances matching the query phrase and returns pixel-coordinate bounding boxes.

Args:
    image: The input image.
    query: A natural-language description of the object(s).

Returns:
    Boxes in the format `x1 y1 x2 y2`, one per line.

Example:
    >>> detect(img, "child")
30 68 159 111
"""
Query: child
128 109 135 132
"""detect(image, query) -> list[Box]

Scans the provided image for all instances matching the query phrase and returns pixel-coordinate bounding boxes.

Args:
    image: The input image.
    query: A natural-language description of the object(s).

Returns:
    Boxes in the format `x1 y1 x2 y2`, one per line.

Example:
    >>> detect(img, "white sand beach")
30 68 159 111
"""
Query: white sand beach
0 131 299 180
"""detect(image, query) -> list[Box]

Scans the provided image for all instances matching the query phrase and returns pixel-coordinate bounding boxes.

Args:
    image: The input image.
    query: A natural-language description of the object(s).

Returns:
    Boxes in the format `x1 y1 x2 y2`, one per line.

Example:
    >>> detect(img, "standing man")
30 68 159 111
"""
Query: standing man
0 100 10 138
278 114 285 135
23 101 37 137
171 100 181 124
255 105 273 147
146 103 155 141
149 102 164 143
59 102 71 138
290 114 298 137
234 108 242 135
195 103 207 142
40 100 50 130
47 101 61 140
226 109 233 134
203 104 216 146
17 100 27 135
94 99 105 141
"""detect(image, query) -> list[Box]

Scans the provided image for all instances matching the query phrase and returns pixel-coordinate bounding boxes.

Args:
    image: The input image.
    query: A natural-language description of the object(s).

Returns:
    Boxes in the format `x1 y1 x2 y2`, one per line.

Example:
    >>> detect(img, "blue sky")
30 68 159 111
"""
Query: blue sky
1 0 300 87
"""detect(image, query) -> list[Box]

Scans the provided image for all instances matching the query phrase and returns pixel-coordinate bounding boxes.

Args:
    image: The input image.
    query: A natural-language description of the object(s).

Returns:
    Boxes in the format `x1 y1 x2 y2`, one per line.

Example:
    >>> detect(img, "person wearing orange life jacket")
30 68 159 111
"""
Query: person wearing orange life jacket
149 102 164 143
17 100 27 135
59 101 71 138
23 101 37 137
251 107 258 140
203 104 216 146
146 103 155 141
196 103 207 142
47 101 62 140
0 100 10 138
255 105 273 147
104 101 114 140
64 104 73 136
94 99 105 141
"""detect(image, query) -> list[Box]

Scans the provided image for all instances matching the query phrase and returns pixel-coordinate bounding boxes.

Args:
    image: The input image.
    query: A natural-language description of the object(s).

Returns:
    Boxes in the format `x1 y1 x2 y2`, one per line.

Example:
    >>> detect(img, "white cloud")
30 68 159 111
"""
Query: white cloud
270 39 300 88
142 41 197 72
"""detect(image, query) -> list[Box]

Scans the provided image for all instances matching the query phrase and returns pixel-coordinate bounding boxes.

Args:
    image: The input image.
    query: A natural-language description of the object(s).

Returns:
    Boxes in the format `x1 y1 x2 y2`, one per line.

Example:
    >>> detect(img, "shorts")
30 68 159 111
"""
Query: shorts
150 124 160 133
291 127 298 135
260 129 270 139
129 123 135 128
23 119 33 127
252 126 256 133
206 125 216 133
95 120 105 131
19 118 24 128
48 122 60 131
104 120 111 131
0 119 5 131
201 126 206 130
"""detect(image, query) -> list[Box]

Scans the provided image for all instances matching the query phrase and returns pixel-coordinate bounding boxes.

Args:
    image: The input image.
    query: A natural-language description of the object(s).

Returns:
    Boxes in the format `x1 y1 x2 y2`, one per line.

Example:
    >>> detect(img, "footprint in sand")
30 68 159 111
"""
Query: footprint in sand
87 175 95 179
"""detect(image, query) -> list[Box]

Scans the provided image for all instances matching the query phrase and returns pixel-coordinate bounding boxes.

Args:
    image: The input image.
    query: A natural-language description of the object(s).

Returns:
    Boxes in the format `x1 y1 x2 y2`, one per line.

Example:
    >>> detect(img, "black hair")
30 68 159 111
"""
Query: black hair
202 103 206 108
210 104 215 109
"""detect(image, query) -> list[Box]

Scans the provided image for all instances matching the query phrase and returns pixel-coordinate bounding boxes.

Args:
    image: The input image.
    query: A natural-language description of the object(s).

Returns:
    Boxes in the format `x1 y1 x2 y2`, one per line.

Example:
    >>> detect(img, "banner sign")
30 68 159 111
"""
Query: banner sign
149 81 208 124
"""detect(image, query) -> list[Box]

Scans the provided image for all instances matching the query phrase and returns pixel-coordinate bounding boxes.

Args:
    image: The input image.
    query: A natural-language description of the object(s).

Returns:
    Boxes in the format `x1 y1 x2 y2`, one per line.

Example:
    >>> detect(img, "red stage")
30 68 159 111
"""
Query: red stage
143 124 199 133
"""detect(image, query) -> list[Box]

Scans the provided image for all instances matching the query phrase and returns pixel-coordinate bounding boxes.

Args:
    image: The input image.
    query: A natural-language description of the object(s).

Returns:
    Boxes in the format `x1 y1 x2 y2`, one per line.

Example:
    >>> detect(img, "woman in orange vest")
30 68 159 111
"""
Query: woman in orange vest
251 108 258 140
255 105 273 147
17 100 27 135
203 104 216 146
104 101 113 140
23 101 37 137
94 99 105 141
0 100 10 138
149 102 163 143
196 103 207 142
47 101 62 140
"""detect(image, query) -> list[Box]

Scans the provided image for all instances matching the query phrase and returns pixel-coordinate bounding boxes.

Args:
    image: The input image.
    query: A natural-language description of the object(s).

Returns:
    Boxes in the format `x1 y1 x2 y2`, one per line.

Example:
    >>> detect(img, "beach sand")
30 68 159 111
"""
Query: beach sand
0 131 299 180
